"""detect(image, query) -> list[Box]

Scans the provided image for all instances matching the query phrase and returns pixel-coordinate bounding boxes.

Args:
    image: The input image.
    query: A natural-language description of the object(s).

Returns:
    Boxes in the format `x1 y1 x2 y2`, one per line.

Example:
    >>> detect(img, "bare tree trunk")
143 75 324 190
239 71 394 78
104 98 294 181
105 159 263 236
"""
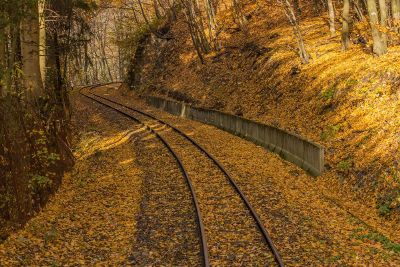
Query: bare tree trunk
183 0 210 53
327 0 336 36
282 0 310 63
193 0 211 52
21 1 44 100
182 0 206 63
138 0 152 27
157 0 167 16
342 0 351 50
354 0 365 21
188 23 206 63
10 25 20 91
204 0 220 50
39 0 46 86
293 0 302 16
154 0 162 19
392 0 400 32
378 0 388 47
312 0 321 15
0 30 5 97
233 0 248 32
366 0 387 55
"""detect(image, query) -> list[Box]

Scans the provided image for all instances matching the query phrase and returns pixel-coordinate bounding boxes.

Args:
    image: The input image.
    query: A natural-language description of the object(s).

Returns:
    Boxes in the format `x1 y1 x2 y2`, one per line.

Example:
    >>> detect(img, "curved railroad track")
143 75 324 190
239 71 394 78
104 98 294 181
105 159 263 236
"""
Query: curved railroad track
79 83 284 267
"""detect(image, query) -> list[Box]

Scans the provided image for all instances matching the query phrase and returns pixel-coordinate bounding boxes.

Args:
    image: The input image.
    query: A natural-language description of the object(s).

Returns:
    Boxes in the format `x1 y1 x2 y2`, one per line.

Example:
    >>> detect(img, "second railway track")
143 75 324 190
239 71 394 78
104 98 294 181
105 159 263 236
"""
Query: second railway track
80 84 284 267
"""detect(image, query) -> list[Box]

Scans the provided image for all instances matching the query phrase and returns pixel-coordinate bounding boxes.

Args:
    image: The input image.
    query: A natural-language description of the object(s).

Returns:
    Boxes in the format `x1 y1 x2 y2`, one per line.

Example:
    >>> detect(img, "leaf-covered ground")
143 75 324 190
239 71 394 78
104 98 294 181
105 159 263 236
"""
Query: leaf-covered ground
2 83 400 266
95 84 400 265
0 92 144 265
129 107 201 266
137 1 400 219
129 108 276 266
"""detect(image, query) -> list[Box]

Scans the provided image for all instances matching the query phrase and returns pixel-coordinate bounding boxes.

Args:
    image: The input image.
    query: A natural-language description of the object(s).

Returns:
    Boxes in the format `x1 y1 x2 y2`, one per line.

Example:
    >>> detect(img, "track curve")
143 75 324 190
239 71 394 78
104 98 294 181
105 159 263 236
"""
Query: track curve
80 83 284 267
80 85 210 267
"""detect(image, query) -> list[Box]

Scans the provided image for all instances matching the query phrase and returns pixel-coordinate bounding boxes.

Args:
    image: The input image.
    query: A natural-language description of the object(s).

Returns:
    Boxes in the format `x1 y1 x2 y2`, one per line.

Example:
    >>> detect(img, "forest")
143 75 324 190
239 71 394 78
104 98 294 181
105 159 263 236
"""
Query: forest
0 0 400 265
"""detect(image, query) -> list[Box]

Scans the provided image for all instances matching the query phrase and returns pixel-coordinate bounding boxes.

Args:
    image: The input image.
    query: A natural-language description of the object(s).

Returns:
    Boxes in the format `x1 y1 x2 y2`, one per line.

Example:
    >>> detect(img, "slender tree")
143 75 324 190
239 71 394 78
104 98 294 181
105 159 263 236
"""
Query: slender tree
39 0 46 85
204 0 220 50
293 0 302 16
342 0 351 50
233 0 248 32
354 0 365 21
21 0 44 100
327 0 336 36
378 0 388 47
281 0 310 63
0 29 5 97
366 0 387 55
393 0 400 32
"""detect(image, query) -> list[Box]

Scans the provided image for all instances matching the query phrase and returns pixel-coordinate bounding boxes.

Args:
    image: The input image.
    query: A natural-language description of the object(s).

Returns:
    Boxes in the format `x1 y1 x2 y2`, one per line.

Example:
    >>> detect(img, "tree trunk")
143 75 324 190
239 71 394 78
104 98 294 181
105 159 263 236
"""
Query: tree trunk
193 0 211 52
204 0 220 50
354 0 365 21
392 0 400 32
154 0 162 19
233 0 248 32
327 0 336 36
39 0 46 86
183 0 206 63
0 29 5 97
366 0 387 55
313 0 321 15
378 0 388 47
20 1 44 100
10 24 21 91
342 0 351 50
293 0 302 16
138 0 151 27
282 0 310 63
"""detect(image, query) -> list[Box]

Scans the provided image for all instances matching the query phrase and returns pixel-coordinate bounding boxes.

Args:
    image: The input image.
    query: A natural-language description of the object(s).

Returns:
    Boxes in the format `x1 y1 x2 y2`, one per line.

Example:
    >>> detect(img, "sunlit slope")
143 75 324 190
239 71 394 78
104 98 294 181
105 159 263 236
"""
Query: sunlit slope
138 3 400 217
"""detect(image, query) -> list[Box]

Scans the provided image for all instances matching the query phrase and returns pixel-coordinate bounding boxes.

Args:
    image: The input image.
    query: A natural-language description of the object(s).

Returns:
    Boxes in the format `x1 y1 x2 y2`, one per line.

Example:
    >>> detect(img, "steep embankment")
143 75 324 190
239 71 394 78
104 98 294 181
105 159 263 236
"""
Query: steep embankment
134 3 400 218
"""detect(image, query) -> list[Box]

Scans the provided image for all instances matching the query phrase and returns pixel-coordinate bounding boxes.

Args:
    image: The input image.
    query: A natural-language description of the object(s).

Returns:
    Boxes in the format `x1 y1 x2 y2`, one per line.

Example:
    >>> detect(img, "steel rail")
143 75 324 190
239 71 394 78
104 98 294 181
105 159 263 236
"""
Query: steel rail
79 85 210 267
88 84 285 267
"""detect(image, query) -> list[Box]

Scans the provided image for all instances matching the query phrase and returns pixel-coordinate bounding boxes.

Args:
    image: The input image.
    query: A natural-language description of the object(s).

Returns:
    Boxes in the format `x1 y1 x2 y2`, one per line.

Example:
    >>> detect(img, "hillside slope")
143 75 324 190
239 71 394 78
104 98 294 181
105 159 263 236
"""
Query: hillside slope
133 2 400 218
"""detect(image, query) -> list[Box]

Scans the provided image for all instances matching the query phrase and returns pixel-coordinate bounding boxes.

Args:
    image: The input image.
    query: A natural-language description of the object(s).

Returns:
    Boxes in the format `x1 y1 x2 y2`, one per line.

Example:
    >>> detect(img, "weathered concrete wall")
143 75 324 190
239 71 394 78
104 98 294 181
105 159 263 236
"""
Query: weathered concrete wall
147 96 324 176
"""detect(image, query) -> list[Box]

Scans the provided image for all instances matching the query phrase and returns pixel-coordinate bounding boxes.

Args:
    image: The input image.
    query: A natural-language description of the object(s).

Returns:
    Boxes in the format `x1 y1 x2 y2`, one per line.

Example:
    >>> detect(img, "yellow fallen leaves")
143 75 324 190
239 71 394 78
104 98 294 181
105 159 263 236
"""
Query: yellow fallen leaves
0 93 144 266
134 0 400 219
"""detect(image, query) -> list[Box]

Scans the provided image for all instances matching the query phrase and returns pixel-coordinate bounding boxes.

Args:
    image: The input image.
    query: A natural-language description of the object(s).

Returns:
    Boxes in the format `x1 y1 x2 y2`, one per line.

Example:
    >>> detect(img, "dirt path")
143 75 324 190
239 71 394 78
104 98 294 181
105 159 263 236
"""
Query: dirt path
0 92 144 265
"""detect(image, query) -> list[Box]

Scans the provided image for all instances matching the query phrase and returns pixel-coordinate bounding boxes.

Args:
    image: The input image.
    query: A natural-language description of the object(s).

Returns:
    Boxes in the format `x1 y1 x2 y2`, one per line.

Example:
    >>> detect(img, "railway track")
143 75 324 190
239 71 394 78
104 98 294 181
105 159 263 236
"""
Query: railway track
79 83 284 267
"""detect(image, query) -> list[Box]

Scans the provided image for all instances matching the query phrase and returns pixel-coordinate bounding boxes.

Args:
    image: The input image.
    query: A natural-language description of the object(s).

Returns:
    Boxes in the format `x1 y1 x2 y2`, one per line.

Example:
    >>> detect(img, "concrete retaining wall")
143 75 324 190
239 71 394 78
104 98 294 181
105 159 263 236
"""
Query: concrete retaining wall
147 96 324 176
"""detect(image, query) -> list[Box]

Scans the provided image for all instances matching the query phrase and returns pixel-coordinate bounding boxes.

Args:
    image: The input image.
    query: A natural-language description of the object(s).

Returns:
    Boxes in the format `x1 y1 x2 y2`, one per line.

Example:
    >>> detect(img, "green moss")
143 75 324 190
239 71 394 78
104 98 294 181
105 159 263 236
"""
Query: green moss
346 78 358 87
29 174 52 192
354 232 400 253
337 159 352 171
378 203 392 216
321 124 341 140
321 85 336 100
